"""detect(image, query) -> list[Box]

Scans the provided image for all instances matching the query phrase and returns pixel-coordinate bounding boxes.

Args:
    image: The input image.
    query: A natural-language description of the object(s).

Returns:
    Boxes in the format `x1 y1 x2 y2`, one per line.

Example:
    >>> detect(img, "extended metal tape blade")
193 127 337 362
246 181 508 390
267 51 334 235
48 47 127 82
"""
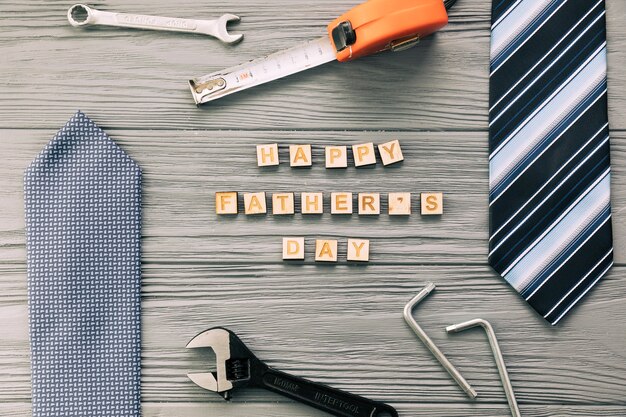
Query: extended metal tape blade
189 36 336 105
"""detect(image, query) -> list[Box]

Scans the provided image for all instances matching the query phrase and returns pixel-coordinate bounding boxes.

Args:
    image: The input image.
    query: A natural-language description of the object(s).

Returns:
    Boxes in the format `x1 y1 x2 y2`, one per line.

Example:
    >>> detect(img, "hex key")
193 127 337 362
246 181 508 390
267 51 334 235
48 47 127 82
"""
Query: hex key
447 319 521 417
403 282 478 399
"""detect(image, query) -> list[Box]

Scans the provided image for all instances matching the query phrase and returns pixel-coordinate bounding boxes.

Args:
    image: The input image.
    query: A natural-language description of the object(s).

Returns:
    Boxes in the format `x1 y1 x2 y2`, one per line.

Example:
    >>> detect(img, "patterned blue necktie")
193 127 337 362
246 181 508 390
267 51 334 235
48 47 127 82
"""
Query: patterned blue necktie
25 111 142 416
488 0 613 325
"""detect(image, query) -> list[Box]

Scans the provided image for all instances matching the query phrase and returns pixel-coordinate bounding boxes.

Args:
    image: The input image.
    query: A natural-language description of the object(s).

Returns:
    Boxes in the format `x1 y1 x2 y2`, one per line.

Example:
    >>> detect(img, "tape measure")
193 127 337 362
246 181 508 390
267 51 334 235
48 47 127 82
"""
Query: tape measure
189 0 453 105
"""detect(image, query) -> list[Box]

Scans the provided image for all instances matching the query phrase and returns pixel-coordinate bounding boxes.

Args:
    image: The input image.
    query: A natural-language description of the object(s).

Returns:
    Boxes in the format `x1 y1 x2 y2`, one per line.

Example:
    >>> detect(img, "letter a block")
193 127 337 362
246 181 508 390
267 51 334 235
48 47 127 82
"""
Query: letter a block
331 192 353 214
378 140 404 166
244 192 267 215
289 144 312 167
358 193 380 215
325 146 348 168
421 192 444 215
257 144 279 166
283 237 305 260
215 192 238 214
301 192 324 214
347 239 370 262
272 192 295 215
315 239 338 262
388 192 411 215
352 143 376 167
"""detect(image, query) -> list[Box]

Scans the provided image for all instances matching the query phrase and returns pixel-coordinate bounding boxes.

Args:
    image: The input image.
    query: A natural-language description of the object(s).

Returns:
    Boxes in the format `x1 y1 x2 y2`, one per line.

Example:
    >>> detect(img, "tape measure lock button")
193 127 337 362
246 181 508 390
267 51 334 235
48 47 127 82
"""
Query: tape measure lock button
331 21 357 52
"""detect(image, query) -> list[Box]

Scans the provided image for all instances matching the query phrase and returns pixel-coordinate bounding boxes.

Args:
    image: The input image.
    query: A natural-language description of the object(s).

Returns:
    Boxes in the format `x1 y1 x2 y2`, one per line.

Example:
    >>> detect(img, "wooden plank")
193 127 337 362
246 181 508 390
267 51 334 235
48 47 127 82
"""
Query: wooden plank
1 129 625 264
0 1 624 130
1 264 625 403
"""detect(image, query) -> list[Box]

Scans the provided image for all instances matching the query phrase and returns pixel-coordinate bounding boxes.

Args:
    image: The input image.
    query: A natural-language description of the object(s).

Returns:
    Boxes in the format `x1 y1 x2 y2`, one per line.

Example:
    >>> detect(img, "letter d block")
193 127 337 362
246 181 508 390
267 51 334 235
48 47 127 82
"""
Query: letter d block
421 192 444 215
244 192 267 215
347 239 370 262
257 144 279 166
315 239 338 262
215 192 238 214
283 237 305 260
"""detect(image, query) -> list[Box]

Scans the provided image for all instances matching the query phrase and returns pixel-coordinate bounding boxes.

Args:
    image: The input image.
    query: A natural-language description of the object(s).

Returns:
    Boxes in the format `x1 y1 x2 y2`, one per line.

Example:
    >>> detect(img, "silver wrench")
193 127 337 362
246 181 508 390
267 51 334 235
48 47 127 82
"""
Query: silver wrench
67 4 243 44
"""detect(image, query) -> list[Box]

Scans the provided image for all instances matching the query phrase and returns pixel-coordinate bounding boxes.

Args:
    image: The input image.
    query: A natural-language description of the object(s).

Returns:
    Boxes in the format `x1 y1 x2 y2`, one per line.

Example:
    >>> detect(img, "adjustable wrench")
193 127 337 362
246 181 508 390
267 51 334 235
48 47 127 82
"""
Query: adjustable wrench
67 4 243 44
187 327 398 417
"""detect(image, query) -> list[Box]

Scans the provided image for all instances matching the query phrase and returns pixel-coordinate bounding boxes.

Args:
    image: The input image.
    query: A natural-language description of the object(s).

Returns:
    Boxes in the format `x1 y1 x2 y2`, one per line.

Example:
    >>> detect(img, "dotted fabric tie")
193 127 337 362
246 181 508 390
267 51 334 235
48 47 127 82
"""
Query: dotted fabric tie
24 111 142 416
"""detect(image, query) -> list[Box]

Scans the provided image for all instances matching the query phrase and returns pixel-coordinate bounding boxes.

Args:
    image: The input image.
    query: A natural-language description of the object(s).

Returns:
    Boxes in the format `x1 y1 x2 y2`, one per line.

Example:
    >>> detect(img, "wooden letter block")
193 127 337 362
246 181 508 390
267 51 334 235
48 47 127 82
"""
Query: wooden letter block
358 193 380 215
352 143 376 167
315 239 338 262
256 144 279 166
289 144 312 167
331 192 353 214
215 192 238 214
347 239 370 262
388 192 411 215
378 140 404 166
325 146 348 168
244 192 267 215
421 192 444 215
283 237 305 260
301 192 324 214
272 192 295 215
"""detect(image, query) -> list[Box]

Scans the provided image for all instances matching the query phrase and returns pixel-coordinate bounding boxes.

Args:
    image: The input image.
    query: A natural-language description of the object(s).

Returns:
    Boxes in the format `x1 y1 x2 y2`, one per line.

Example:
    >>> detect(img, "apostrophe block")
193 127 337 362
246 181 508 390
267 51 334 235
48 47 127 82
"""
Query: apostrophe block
352 143 376 167
331 192 353 214
421 192 444 215
315 239 338 262
283 237 305 260
215 192 238 214
257 144 279 166
358 193 380 215
301 192 324 214
289 144 312 167
347 239 370 262
388 192 411 215
272 192 295 215
378 140 404 166
325 146 348 168
244 192 267 215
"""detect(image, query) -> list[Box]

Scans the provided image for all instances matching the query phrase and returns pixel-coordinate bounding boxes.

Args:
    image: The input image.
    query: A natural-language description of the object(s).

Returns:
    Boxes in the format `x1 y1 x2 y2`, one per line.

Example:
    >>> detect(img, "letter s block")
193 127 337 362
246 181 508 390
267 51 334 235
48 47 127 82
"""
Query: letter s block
421 192 444 215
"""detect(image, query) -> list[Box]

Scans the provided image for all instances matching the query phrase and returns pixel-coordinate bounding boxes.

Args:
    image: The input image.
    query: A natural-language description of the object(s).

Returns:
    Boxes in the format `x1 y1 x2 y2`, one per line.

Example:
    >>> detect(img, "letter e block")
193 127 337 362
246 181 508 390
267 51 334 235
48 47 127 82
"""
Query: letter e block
388 192 411 215
378 140 404 166
421 192 444 215
352 143 376 167
244 192 267 215
272 192 295 215
358 193 380 215
257 144 279 166
331 192 353 214
315 239 338 262
301 192 324 214
289 144 312 167
347 239 370 262
215 192 238 214
283 237 305 260
325 146 348 168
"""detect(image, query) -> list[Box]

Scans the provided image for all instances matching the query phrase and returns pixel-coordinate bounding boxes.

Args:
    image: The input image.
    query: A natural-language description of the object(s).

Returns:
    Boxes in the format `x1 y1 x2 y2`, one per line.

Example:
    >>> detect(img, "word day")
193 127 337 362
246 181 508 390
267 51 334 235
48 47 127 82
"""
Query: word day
256 139 404 168
215 192 444 216
283 238 370 262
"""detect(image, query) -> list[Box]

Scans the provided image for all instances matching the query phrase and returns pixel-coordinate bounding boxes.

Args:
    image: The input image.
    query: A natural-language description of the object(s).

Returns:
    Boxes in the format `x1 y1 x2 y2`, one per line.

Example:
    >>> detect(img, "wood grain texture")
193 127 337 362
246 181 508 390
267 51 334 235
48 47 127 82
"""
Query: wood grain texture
1 0 625 415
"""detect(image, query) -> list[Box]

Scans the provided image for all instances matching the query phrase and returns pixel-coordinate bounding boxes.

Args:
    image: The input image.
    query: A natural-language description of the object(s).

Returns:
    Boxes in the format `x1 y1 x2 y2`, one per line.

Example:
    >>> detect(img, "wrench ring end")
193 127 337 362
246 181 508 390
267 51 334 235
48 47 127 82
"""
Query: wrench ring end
68 4 93 27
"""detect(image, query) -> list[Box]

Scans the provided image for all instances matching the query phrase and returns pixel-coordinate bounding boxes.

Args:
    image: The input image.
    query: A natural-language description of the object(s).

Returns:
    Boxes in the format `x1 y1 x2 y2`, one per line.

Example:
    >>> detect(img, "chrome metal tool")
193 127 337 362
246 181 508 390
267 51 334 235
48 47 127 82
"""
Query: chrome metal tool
447 319 521 417
404 282 477 399
67 4 243 44
187 327 398 417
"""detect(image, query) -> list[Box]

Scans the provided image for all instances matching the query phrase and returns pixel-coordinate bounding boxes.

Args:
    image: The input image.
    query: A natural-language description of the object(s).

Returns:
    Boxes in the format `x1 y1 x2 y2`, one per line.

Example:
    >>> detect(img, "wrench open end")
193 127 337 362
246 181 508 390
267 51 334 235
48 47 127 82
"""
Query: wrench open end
216 14 244 44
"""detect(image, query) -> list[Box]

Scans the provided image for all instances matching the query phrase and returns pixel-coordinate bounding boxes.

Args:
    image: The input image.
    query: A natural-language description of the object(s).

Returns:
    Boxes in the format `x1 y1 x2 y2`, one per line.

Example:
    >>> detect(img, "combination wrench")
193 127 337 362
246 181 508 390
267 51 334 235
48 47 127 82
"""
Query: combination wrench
67 4 243 44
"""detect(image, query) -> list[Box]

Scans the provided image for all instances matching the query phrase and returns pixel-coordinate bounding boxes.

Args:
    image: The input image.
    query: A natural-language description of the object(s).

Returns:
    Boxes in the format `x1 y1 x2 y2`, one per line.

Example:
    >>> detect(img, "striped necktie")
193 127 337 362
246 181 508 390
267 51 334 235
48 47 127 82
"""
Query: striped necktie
488 0 613 325
25 111 142 416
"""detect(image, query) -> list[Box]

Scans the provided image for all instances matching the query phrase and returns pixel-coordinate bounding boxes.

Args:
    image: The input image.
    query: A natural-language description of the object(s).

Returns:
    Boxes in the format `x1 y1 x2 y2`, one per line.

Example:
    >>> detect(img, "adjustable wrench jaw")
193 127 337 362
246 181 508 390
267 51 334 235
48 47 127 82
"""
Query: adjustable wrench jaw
186 327 263 400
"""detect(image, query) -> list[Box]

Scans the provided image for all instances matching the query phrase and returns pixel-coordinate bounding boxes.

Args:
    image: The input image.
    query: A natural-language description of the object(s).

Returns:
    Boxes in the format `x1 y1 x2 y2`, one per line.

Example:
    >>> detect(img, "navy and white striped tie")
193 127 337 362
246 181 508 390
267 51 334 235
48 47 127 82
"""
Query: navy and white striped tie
488 0 613 325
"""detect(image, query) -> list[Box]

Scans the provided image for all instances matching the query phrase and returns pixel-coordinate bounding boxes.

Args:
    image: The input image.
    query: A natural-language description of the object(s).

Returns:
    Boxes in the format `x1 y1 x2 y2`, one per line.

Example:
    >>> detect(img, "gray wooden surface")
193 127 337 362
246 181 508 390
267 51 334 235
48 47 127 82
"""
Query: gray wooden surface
1 0 625 416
